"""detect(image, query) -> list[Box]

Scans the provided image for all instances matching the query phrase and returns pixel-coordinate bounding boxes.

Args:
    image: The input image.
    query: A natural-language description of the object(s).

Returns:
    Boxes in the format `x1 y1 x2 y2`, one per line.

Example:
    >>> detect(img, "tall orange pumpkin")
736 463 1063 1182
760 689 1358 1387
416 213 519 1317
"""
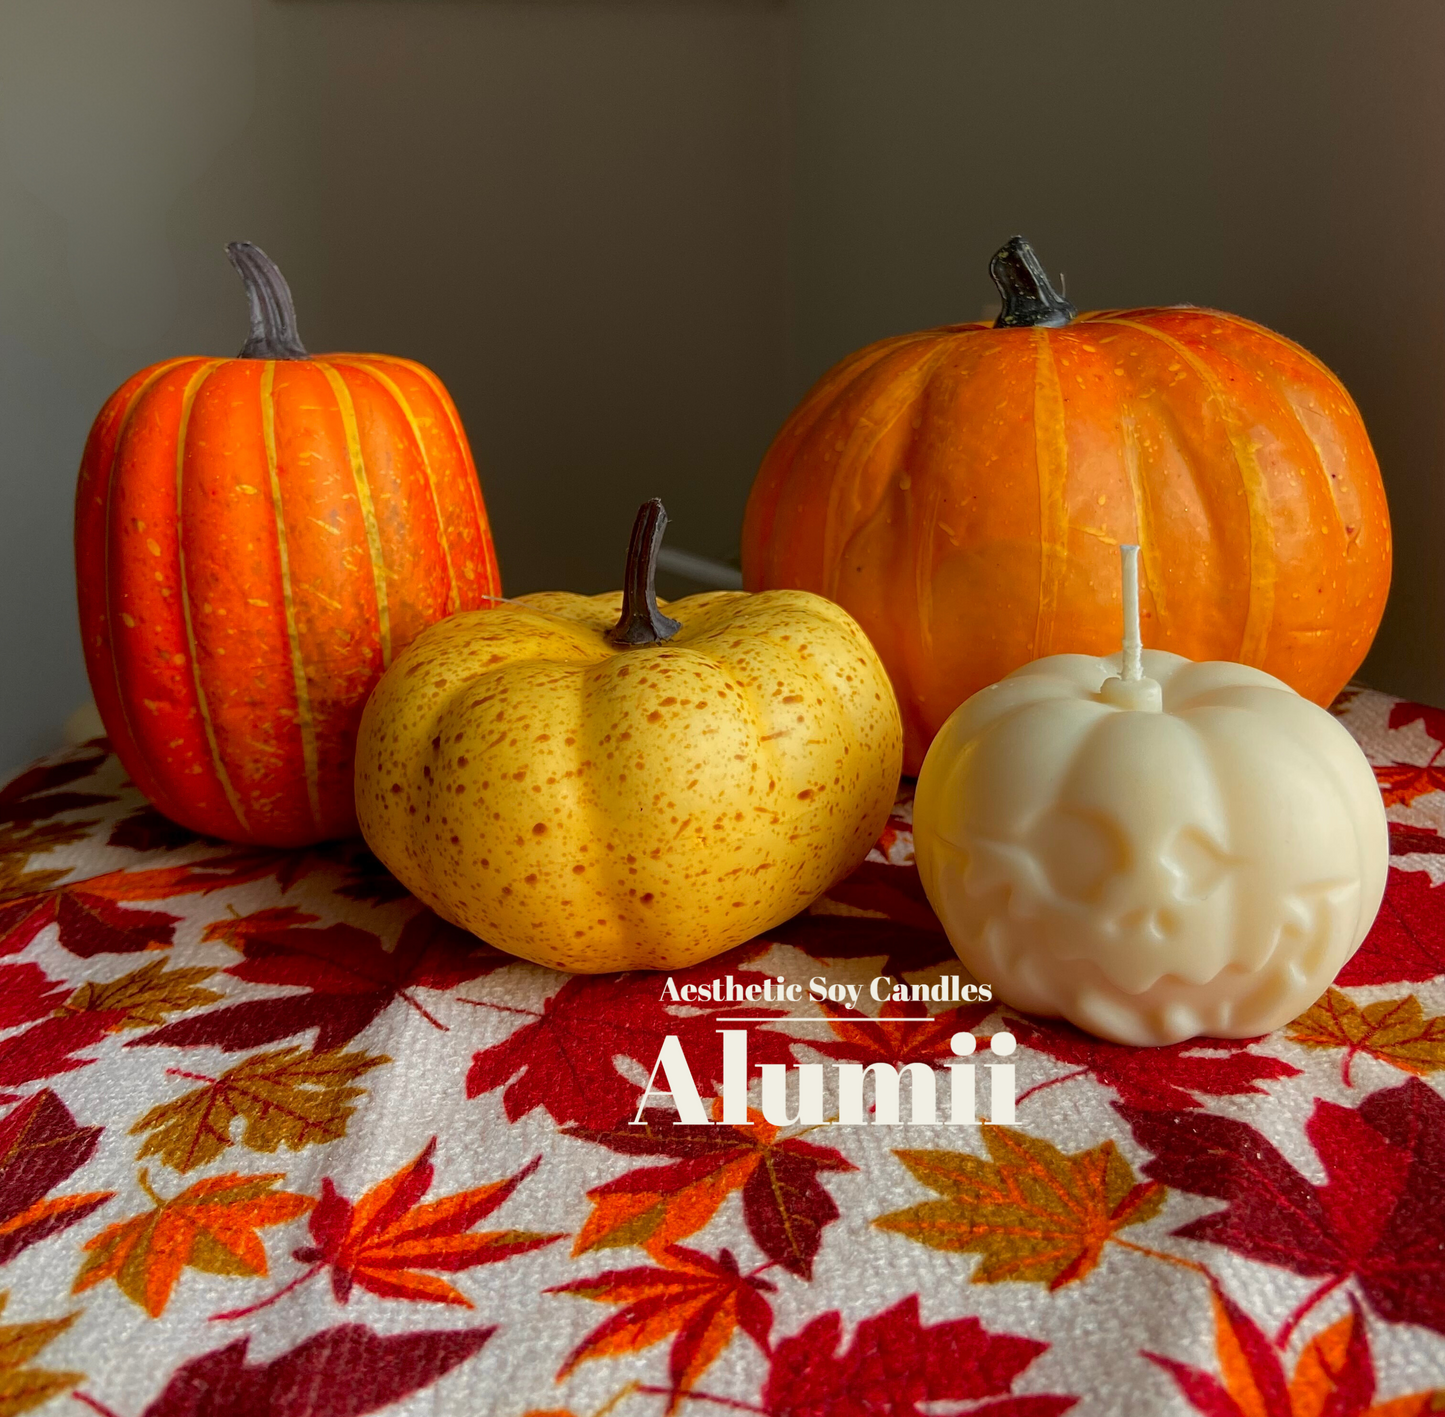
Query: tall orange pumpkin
742 237 1391 773
75 243 502 846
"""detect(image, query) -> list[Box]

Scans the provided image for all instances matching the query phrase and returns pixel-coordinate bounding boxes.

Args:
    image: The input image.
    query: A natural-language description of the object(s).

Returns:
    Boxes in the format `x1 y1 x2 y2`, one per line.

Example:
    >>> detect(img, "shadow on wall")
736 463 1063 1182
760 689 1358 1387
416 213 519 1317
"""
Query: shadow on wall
0 0 795 775
0 0 261 772
4 0 1445 777
786 0 1445 709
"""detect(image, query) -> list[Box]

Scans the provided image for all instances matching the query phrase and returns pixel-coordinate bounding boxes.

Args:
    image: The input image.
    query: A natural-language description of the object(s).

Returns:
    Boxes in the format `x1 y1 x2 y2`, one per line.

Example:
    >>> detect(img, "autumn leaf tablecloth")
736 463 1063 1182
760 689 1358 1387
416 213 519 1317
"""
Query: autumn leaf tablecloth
1 684 1443 1417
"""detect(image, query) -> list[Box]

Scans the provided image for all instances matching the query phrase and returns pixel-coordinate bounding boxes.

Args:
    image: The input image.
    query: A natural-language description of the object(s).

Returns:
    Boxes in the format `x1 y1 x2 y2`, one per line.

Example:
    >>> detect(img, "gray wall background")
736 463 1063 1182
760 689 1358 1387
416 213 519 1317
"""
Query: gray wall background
3 0 1442 775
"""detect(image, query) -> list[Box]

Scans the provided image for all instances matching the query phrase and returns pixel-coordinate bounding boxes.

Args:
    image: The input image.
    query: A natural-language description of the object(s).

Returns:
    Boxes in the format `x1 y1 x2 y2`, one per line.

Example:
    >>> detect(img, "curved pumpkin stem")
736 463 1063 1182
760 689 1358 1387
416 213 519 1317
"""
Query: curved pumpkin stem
608 499 682 647
990 236 1077 329
226 241 309 360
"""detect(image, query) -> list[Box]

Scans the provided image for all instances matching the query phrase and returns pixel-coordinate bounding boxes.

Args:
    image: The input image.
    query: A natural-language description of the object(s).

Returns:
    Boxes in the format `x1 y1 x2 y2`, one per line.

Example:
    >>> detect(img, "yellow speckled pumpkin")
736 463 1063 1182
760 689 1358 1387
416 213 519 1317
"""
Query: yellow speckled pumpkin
356 501 903 972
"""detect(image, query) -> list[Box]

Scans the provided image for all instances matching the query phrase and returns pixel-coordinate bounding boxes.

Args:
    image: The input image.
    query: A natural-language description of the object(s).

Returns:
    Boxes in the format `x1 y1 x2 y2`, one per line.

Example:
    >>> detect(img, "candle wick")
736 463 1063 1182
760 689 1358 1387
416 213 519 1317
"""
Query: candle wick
1120 543 1143 682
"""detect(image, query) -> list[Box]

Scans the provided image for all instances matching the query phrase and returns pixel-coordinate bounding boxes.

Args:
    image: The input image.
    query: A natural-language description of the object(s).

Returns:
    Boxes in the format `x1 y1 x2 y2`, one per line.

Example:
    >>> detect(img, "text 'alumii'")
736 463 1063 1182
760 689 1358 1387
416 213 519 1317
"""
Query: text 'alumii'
634 1028 1018 1128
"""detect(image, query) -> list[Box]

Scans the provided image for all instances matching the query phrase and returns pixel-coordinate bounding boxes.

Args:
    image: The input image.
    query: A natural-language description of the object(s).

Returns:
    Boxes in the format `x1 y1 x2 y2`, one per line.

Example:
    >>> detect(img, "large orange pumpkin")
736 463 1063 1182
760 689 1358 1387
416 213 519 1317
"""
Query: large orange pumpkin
74 243 501 846
742 236 1392 773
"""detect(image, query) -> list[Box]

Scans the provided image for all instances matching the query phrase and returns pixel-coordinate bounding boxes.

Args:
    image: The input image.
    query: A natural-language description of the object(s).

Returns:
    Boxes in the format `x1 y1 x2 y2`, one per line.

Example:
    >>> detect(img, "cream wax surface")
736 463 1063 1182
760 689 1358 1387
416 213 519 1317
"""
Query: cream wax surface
913 649 1389 1045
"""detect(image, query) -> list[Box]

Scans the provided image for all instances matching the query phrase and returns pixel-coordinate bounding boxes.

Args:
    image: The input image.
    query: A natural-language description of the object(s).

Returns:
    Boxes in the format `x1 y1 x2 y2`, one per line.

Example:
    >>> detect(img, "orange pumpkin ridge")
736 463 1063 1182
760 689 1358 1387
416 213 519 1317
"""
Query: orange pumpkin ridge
741 236 1391 774
75 242 502 846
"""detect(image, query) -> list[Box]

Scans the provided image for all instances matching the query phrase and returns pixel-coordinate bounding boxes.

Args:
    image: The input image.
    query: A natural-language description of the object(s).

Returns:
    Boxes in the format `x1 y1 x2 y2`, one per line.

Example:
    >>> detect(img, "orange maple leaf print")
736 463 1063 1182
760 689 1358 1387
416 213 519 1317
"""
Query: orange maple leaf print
1374 762 1445 809
291 1139 563 1307
875 1127 1165 1290
565 1106 854 1278
1150 1285 1445 1417
73 1171 312 1317
548 1246 774 1410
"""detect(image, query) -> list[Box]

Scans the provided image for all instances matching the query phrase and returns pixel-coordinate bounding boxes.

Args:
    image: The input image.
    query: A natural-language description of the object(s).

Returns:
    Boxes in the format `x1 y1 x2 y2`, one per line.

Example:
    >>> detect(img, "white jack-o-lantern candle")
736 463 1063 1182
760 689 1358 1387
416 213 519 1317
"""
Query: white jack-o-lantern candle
914 546 1388 1046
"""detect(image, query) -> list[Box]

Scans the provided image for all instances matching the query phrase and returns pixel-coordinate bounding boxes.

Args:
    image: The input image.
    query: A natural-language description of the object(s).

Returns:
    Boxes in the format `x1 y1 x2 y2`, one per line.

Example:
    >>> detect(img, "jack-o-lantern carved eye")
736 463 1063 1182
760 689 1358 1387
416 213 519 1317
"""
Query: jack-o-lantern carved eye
1161 824 1233 901
1029 808 1127 904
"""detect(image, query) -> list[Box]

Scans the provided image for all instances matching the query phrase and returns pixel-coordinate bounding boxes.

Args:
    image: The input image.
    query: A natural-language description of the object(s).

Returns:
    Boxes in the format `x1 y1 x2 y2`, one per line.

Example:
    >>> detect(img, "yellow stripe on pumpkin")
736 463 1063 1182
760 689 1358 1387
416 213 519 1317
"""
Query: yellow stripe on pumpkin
318 362 392 668
103 357 200 776
1031 329 1071 660
260 361 322 832
175 359 249 834
1099 316 1277 666
336 359 460 616
1117 406 1166 642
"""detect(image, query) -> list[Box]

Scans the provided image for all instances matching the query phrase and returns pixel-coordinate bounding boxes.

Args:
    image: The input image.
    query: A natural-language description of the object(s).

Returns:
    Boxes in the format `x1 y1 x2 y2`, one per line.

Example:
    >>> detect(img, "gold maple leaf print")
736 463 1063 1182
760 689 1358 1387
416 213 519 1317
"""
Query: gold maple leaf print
875 1126 1165 1289
1287 988 1445 1086
0 1293 83 1416
130 1047 388 1174
59 960 223 1032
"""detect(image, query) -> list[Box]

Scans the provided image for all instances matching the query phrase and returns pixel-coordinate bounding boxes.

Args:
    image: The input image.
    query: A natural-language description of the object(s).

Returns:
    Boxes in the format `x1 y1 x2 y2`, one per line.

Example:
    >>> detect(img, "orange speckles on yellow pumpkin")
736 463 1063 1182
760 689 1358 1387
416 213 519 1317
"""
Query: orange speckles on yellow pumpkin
354 585 901 972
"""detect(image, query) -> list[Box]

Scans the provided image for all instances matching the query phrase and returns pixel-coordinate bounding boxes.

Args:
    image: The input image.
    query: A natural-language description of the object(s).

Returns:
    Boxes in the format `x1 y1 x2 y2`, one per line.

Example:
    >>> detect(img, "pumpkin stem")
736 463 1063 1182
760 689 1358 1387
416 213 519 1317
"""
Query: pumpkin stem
608 499 682 648
990 236 1077 329
226 241 309 360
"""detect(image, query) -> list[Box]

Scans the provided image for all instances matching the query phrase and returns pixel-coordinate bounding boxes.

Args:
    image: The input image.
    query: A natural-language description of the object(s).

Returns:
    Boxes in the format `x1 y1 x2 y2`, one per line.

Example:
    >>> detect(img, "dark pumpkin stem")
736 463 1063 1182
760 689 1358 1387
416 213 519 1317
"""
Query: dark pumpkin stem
226 241 309 360
990 235 1076 328
608 499 682 648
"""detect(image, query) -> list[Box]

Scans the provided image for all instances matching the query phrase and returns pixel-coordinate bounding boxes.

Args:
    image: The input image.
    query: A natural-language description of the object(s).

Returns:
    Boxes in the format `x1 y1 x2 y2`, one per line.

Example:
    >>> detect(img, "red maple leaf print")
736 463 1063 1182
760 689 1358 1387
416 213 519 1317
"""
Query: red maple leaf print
107 805 203 855
549 1245 774 1409
1389 699 1445 748
467 952 799 1129
811 1000 997 1068
565 1109 855 1278
762 1293 1076 1417
0 1011 124 1097
286 1140 560 1308
0 748 112 828
1009 1018 1298 1111
118 1323 494 1417
1388 821 1445 858
0 1090 112 1266
1122 1076 1445 1337
130 907 507 1054
766 862 957 978
322 843 414 906
127 831 415 905
1338 867 1445 986
1147 1287 1382 1417
0 890 178 960
235 839 414 906
0 859 266 959
0 962 67 1031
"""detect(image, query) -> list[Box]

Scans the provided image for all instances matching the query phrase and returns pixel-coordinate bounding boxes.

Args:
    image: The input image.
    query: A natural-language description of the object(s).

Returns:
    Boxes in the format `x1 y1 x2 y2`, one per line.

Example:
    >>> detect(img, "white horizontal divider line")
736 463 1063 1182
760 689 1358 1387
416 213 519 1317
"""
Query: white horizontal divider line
714 1017 932 1024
